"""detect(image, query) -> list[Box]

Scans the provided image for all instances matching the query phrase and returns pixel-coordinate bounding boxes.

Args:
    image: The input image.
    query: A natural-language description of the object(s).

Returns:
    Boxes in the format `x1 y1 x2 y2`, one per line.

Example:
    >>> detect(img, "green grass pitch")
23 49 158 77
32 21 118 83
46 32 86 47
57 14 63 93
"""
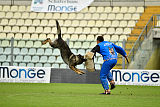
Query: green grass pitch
0 83 159 107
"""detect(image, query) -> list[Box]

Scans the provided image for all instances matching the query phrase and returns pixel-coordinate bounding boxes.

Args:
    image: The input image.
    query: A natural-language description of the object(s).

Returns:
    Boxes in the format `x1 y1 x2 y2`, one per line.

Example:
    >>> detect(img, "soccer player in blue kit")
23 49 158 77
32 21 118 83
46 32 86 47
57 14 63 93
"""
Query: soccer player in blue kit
91 36 129 95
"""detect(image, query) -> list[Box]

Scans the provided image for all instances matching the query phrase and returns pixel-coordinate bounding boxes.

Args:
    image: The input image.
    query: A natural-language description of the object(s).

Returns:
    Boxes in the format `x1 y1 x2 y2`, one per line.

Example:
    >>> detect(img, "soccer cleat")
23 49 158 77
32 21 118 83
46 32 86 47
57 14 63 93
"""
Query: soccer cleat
105 90 111 95
110 80 116 90
100 92 110 95
100 90 111 95
110 83 115 90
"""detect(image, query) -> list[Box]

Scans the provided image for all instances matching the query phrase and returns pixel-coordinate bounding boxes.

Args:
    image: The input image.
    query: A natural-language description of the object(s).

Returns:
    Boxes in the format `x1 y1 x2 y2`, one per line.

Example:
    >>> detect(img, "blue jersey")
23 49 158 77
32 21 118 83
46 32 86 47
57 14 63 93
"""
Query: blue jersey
97 41 126 60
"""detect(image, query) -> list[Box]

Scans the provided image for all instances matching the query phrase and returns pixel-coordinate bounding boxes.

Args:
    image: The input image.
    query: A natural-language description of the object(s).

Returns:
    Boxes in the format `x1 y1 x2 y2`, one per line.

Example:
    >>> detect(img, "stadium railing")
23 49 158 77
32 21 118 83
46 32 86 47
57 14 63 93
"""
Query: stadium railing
128 14 160 65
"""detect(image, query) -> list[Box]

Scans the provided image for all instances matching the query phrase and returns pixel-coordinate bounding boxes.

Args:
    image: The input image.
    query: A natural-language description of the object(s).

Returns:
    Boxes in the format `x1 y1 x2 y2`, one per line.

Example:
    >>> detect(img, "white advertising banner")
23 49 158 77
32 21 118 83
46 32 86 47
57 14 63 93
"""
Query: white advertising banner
0 66 51 83
31 0 94 12
111 69 160 86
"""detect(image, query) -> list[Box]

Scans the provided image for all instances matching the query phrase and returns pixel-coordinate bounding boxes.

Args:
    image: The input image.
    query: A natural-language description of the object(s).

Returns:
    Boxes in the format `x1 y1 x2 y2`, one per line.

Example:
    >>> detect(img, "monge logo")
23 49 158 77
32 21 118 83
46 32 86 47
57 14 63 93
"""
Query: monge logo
34 0 43 4
48 5 77 12
112 70 159 82
0 67 45 79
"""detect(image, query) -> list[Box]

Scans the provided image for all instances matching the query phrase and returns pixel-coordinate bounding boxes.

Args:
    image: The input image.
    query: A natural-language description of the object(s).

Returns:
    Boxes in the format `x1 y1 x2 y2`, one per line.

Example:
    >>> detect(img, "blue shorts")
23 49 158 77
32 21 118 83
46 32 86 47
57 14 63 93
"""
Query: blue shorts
100 59 117 90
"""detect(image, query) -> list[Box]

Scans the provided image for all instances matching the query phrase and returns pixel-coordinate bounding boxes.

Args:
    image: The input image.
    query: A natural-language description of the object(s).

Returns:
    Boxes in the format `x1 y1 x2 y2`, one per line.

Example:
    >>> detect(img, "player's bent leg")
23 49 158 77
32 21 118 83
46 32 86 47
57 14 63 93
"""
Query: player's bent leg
107 59 117 90
100 61 112 95
107 72 116 90
100 75 111 95
100 75 109 90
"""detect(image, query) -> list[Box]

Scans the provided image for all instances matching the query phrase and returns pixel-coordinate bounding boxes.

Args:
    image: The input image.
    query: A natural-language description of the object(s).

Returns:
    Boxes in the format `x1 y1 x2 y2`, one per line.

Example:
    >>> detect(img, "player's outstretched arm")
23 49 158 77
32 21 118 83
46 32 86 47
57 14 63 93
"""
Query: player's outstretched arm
112 43 126 57
112 43 130 64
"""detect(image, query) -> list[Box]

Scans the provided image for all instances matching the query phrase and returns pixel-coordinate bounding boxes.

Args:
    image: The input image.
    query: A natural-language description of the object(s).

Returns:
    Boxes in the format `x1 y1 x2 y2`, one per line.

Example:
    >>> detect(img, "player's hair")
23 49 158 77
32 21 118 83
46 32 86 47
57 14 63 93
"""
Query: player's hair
97 36 104 42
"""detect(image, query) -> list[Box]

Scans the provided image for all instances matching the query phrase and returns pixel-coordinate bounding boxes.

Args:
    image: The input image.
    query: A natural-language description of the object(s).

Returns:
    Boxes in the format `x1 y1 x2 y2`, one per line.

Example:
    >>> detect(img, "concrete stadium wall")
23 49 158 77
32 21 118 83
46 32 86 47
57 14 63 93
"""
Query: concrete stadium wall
92 0 160 6
49 68 160 86
1 0 160 6
50 69 101 84
145 40 160 70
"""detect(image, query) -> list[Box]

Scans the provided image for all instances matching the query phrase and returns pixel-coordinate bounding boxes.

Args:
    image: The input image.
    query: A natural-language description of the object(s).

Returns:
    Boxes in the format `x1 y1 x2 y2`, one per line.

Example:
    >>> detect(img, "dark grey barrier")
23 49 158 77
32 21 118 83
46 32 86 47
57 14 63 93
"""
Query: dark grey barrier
50 69 101 84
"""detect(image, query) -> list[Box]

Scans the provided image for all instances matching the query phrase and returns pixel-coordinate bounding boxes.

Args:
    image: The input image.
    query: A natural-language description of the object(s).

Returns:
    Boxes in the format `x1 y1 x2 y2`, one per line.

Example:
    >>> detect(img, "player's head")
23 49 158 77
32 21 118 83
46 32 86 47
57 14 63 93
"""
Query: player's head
97 36 104 44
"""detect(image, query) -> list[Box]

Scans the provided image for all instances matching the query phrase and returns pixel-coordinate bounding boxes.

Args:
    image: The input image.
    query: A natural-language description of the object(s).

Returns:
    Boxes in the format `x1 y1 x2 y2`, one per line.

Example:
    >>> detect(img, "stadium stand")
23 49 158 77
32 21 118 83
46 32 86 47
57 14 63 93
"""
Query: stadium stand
0 3 159 69
126 6 160 58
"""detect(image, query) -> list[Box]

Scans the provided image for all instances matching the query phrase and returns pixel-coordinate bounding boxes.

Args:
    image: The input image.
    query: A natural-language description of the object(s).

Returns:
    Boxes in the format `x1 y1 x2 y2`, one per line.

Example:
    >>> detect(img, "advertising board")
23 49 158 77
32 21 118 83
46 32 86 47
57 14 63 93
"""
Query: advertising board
111 69 160 86
31 0 94 12
0 66 51 83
